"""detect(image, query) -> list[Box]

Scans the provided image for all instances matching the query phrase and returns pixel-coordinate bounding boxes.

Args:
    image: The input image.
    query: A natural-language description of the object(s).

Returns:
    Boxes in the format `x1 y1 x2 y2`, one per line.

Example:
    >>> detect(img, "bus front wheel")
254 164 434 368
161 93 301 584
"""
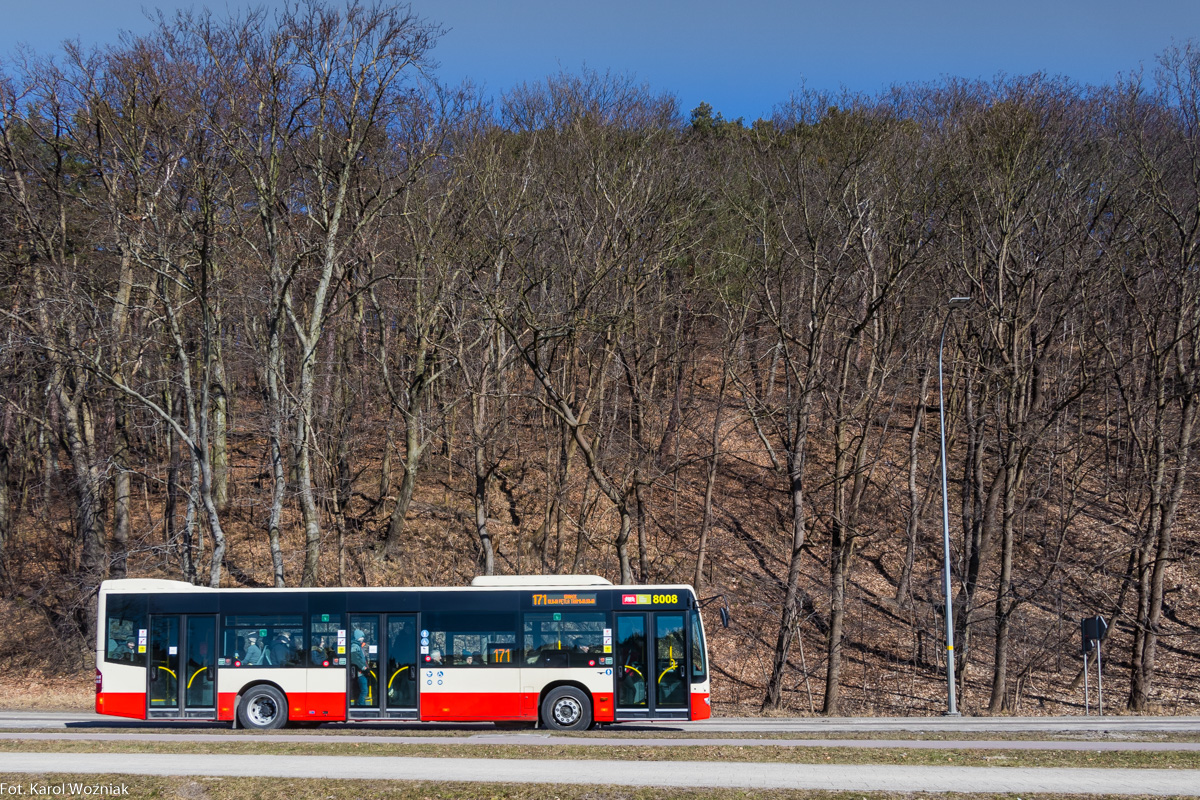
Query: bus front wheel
238 685 288 730
541 687 591 732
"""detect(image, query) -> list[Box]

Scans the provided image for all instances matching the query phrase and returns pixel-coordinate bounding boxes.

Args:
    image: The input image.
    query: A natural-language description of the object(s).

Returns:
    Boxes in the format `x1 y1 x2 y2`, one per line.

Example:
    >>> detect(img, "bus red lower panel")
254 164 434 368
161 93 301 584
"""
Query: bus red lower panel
421 692 523 721
218 691 236 721
96 692 145 719
295 692 347 721
690 691 711 720
593 692 615 722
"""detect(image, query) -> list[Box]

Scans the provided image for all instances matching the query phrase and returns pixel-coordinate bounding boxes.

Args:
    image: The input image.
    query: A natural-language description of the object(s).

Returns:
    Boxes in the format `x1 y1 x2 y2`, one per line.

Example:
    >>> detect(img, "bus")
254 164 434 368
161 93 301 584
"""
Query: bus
95 575 714 730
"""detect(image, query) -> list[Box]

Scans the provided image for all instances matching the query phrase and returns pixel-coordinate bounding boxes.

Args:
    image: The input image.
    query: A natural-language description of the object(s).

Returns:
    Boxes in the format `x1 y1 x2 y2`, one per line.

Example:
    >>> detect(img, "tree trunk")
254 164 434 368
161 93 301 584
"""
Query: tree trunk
266 322 287 588
211 349 229 513
110 410 130 580
109 249 135 579
694 367 727 592
895 366 931 603
384 449 421 561
471 388 495 576
762 439 809 711
634 478 651 582
0 437 9 571
988 465 1019 714
163 387 189 581
1130 391 1197 708
822 531 851 715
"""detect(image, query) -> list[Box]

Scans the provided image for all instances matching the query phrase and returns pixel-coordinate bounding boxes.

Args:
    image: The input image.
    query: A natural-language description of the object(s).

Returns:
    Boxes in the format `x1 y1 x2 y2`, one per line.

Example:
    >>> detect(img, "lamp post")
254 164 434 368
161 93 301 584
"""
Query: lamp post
938 296 970 716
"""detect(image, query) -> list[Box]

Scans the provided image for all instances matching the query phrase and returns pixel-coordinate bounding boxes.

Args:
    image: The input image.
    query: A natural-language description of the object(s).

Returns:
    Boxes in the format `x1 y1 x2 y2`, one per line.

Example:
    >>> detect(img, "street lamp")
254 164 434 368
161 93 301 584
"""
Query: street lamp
938 296 970 716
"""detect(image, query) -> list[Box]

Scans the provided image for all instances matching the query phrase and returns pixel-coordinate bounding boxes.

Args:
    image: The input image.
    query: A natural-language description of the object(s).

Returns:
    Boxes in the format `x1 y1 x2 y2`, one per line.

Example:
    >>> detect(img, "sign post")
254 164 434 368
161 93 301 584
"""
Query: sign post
1080 616 1108 715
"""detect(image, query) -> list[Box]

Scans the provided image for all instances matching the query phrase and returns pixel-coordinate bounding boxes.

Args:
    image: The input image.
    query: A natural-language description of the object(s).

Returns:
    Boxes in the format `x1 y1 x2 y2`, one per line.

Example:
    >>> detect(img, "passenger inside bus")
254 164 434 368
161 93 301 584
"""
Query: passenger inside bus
268 631 294 666
244 635 264 665
350 630 369 705
311 635 328 665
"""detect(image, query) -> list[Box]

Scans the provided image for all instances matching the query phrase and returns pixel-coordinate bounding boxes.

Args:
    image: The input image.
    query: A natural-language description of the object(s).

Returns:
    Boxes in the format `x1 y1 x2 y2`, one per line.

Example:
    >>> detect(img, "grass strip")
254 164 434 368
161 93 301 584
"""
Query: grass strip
2 738 1199 769
0 774 1182 800
12 726 1200 743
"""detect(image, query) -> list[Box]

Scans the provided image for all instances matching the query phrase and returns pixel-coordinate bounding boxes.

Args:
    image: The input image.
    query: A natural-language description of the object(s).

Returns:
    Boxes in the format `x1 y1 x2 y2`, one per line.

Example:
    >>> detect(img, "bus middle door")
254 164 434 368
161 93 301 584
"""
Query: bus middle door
147 614 216 719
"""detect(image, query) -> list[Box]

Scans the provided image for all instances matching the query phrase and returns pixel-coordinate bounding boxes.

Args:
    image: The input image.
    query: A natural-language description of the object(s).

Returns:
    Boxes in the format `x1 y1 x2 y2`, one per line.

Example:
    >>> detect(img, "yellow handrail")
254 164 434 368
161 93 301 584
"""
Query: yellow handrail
623 665 643 677
387 666 409 690
658 646 678 684
158 666 177 679
186 666 207 688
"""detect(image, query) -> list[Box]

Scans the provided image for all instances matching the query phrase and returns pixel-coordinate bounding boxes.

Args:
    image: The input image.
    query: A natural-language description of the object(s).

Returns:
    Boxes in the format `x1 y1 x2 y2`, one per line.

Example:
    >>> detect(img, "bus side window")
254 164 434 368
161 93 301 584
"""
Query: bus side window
522 612 605 667
104 594 145 666
222 615 303 667
309 613 343 666
422 611 516 667
690 612 707 681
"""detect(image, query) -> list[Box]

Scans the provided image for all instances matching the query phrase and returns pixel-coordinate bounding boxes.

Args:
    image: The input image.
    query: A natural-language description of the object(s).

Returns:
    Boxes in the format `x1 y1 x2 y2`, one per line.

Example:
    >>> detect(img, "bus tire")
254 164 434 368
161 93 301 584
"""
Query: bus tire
541 686 591 732
238 685 288 730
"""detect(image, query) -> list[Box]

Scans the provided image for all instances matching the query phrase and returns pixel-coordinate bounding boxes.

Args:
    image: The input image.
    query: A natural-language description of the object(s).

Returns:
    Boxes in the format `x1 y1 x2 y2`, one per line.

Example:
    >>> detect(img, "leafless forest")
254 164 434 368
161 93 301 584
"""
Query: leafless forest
2 3 1200 716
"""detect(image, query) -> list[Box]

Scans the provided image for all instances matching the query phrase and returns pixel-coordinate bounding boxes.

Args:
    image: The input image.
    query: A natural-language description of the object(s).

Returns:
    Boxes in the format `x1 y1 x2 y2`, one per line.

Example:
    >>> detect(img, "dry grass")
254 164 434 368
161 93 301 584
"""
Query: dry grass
3 739 1200 769
0 674 93 711
0 775 1179 800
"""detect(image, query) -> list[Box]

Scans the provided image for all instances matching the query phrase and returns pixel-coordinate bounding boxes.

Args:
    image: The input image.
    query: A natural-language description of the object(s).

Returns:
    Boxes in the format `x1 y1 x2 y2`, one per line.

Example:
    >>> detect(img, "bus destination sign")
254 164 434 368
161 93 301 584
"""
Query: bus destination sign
531 592 597 606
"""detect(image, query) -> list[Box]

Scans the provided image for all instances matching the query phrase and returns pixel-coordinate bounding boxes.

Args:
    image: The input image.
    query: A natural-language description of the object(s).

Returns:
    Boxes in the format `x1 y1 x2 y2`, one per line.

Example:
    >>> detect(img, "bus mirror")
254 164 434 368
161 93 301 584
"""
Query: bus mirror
699 594 730 628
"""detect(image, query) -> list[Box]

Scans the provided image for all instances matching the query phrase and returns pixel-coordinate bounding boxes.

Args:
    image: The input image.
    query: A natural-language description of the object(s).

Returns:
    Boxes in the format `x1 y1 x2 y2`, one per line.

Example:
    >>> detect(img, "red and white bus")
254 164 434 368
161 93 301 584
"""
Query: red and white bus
95 575 713 730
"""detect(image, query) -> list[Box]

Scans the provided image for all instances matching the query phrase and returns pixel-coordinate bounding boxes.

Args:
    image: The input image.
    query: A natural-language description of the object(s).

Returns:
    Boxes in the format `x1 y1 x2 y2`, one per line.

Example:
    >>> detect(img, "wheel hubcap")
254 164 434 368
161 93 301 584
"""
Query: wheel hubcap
553 697 581 725
248 696 278 726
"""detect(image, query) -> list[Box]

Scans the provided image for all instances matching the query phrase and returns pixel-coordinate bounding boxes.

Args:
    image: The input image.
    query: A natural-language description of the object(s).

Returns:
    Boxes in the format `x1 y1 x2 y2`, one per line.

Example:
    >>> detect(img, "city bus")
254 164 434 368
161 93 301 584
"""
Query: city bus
95 575 714 730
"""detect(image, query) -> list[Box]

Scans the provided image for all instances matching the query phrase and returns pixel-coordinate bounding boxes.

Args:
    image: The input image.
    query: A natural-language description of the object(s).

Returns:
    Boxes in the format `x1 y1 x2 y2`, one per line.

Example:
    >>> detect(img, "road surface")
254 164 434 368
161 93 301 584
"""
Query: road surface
3 710 1199 733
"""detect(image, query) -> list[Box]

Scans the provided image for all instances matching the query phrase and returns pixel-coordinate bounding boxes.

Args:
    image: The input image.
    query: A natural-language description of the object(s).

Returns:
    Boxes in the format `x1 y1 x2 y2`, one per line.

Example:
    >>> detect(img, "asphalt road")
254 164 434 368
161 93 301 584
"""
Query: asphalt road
4 710 1200 733
3 751 1199 795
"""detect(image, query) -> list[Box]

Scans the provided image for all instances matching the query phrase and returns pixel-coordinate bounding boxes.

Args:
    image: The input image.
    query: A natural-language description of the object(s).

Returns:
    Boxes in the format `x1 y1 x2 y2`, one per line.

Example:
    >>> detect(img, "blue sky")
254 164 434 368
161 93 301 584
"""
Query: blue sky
3 1 1199 122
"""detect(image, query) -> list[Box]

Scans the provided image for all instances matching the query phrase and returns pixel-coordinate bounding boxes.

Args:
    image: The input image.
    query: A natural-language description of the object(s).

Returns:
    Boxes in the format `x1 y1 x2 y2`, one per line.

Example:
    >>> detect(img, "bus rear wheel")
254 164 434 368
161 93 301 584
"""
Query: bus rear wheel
239 685 288 730
541 686 591 732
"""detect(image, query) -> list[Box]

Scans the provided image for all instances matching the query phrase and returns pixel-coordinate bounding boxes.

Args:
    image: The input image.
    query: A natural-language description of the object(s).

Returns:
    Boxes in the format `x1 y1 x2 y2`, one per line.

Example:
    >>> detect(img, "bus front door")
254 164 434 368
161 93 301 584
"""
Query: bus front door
614 612 689 720
147 614 216 719
347 614 418 719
